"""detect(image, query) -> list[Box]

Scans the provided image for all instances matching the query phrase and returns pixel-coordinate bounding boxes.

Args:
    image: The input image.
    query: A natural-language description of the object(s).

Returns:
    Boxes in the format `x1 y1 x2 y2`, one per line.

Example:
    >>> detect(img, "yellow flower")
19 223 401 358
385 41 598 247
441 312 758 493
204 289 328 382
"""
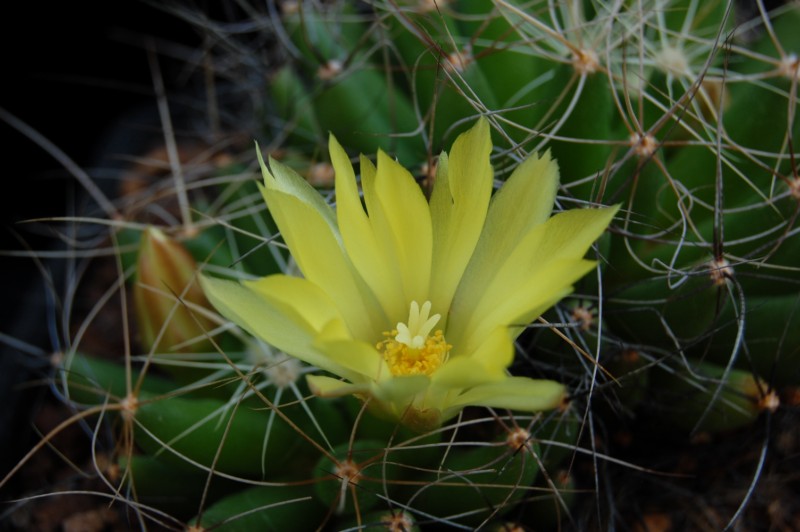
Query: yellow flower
201 119 617 431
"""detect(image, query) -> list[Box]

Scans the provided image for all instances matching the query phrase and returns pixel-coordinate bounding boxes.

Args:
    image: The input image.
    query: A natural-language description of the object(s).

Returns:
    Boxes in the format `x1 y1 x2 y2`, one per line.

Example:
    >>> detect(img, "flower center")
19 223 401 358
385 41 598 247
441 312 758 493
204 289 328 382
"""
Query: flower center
377 300 451 376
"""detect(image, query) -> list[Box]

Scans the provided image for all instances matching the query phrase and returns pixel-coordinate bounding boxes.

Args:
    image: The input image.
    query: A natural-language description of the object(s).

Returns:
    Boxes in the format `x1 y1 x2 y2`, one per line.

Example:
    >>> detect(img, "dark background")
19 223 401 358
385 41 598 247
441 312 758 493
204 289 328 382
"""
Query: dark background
0 1 200 481
1 2 198 251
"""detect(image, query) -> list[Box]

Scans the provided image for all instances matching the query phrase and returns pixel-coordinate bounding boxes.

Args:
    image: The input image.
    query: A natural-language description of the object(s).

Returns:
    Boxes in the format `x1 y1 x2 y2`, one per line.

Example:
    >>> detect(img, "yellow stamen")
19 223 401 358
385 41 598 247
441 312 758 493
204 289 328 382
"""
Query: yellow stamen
377 300 451 376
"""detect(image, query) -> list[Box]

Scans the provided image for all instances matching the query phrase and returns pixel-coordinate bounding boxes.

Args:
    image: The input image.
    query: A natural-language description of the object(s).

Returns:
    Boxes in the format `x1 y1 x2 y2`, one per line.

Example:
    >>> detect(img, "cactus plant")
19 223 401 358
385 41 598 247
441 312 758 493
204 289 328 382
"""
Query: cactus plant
3 0 799 530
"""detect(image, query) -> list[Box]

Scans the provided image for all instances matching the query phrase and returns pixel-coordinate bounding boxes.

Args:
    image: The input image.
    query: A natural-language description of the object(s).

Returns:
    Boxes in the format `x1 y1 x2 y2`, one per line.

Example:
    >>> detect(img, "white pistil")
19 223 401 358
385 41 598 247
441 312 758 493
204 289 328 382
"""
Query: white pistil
394 300 441 349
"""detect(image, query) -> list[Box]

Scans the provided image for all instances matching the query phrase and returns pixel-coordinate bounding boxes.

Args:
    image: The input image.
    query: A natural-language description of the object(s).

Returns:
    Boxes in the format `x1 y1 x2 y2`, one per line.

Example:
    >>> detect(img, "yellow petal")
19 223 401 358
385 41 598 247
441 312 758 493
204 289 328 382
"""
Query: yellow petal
482 150 561 251
462 326 515 374
463 258 595 355
451 206 618 349
260 185 385 340
330 135 406 322
451 151 560 329
257 147 337 230
200 275 356 381
530 205 620 259
307 375 370 397
445 376 566 413
370 150 433 315
430 356 504 388
245 274 341 332
429 118 493 323
313 334 391 383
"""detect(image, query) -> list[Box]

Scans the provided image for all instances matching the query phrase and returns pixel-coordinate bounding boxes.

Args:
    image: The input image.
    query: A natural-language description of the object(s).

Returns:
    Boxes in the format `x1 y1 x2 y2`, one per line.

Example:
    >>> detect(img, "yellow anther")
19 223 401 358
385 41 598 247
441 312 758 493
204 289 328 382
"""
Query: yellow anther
377 301 451 376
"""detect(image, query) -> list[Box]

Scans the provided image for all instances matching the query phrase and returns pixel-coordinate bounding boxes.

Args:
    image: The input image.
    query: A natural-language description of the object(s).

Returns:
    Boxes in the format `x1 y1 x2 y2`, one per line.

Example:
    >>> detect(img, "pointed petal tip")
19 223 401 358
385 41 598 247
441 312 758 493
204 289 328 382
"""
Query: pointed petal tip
449 376 568 413
327 130 343 151
585 202 621 228
473 115 490 133
307 374 367 398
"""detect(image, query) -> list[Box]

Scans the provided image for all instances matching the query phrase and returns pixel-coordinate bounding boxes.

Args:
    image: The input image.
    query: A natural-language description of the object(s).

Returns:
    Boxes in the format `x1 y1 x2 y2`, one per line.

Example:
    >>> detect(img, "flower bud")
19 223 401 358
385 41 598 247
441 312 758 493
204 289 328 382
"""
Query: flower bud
134 227 214 353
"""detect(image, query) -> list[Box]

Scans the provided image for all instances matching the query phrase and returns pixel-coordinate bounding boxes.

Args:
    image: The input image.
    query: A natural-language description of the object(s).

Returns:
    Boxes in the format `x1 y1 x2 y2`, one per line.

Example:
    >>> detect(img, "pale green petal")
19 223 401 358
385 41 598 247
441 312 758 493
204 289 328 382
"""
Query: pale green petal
430 356 504 388
330 135 405 322
370 150 433 315
257 147 337 231
245 275 341 333
310 372 431 424
307 375 370 397
341 374 430 425
429 118 493 323
450 151 559 331
313 334 391 383
372 375 430 409
445 376 566 413
260 186 385 340
200 275 356 380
